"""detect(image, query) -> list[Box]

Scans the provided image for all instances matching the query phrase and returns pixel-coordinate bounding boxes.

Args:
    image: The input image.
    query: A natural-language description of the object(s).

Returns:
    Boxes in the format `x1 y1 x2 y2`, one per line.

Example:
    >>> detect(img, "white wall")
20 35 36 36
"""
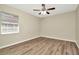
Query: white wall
0 4 77 48
41 11 76 42
76 5 79 47
0 5 40 48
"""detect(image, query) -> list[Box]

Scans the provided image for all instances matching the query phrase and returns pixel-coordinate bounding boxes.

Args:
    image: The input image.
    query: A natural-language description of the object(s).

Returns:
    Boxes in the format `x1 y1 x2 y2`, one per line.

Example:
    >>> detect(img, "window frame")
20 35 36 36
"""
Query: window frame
0 11 19 34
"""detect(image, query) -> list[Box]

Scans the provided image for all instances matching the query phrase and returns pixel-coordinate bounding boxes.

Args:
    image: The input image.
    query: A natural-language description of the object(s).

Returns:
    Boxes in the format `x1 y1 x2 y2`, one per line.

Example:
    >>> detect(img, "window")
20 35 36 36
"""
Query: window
0 12 19 34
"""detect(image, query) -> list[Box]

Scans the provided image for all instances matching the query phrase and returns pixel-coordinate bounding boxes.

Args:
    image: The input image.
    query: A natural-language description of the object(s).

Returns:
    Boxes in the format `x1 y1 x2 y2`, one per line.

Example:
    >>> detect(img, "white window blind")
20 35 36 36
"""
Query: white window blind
0 12 19 34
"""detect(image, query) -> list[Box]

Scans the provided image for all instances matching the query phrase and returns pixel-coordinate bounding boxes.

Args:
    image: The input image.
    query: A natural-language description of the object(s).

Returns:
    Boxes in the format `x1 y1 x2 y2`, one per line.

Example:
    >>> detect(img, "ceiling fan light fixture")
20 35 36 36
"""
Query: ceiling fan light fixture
41 11 46 15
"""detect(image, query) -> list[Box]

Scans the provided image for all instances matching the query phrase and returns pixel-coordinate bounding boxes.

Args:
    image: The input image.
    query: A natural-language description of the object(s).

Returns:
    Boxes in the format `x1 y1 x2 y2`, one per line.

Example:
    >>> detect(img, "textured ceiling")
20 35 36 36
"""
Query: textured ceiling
7 4 77 18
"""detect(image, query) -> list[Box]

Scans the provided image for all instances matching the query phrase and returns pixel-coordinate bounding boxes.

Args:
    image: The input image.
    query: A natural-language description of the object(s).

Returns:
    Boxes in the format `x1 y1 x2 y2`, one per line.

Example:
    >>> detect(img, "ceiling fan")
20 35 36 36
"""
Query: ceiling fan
33 4 55 15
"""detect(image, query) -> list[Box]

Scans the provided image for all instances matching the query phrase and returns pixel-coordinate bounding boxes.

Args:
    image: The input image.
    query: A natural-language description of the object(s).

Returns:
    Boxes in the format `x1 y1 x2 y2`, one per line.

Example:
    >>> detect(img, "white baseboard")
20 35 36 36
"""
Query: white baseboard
0 36 77 49
0 36 40 49
41 36 76 42
75 41 79 48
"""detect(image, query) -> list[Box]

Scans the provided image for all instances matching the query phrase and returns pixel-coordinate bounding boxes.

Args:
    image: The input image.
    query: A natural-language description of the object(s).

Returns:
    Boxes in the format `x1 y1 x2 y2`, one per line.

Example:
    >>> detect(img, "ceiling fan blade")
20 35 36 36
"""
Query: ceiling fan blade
38 12 41 15
33 9 40 11
47 7 55 10
46 12 50 14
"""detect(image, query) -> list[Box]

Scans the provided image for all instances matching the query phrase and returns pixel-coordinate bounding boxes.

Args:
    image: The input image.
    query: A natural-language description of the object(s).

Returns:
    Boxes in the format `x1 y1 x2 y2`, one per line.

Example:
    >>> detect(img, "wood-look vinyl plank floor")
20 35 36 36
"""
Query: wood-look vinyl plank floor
0 37 79 55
